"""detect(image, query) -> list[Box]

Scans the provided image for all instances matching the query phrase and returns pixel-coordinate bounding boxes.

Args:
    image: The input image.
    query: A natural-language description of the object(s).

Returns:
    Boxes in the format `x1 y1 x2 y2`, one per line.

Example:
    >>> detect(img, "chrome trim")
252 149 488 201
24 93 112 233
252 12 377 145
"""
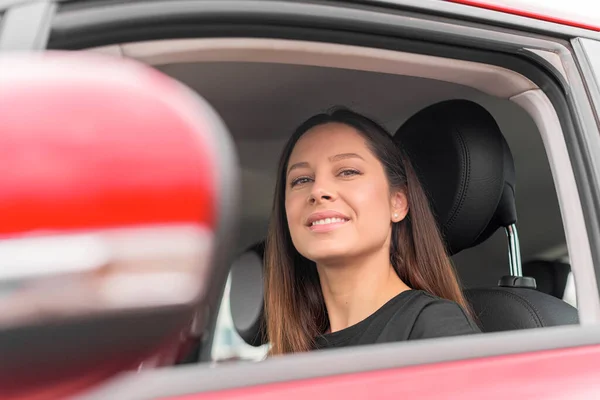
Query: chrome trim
505 224 522 277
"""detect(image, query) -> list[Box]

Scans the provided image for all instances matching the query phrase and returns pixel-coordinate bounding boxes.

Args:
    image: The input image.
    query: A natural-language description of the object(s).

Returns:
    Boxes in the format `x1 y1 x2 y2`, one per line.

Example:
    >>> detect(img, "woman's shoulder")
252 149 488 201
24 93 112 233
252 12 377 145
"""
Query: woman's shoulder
399 290 481 340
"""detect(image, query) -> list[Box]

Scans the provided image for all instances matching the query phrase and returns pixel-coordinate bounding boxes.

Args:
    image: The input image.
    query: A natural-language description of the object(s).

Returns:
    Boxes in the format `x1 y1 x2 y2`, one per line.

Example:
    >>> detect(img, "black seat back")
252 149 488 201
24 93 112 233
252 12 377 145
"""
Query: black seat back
394 99 578 332
465 287 578 332
523 259 572 299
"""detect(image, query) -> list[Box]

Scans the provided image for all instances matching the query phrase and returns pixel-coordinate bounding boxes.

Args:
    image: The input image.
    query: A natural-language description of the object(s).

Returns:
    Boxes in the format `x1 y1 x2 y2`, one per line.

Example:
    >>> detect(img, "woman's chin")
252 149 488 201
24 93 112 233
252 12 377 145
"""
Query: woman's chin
304 247 355 267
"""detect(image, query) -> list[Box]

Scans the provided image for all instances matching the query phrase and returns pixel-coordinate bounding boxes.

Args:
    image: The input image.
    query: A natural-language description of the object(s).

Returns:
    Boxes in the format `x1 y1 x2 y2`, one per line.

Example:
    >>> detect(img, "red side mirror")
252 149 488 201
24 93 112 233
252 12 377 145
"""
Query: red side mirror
0 52 238 399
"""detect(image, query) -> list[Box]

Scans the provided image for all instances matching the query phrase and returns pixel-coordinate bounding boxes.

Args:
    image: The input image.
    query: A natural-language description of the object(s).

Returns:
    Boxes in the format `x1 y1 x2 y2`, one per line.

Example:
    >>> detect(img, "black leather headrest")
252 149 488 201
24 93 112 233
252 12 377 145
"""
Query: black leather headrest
393 99 516 255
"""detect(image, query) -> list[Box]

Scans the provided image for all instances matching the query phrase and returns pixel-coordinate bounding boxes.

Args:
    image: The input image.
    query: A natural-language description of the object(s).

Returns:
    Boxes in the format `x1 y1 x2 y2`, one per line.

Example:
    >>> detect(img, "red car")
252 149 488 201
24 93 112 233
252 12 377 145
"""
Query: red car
2 0 600 398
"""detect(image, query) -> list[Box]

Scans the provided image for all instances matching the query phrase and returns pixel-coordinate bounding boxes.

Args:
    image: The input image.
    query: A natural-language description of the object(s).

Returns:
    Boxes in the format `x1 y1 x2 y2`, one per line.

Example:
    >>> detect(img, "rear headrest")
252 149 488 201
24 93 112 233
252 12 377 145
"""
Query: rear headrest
229 242 265 347
393 99 516 255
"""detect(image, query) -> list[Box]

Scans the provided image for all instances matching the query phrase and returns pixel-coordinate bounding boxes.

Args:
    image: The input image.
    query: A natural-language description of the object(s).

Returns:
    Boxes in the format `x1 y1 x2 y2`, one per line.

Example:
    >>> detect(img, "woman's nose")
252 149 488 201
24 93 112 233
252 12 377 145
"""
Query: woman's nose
308 178 336 204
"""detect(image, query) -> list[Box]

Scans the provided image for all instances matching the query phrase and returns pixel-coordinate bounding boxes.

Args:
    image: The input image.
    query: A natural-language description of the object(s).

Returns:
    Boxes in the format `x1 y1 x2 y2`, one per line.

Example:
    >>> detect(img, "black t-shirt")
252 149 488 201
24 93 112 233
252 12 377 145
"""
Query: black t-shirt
314 290 480 350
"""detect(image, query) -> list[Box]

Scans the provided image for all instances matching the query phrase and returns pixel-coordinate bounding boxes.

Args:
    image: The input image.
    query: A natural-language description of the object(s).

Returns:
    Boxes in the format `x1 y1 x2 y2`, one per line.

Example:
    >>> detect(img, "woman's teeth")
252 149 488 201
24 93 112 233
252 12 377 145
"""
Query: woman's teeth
311 218 347 226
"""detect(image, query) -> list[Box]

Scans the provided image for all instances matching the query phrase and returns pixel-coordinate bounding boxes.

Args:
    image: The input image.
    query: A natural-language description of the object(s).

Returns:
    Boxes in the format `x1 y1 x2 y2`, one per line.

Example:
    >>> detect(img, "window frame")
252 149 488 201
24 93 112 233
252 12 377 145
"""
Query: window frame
573 38 600 125
0 0 55 50
358 0 600 41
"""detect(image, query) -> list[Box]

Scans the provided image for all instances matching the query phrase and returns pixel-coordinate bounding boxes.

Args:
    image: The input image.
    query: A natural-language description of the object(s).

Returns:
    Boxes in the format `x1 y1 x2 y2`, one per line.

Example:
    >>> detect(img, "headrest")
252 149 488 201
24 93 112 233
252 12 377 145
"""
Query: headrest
393 99 516 255
229 242 266 347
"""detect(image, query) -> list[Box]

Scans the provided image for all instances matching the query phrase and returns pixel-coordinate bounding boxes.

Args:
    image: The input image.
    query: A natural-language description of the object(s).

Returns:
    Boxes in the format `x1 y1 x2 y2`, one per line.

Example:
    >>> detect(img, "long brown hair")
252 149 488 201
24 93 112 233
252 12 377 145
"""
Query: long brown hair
264 108 469 356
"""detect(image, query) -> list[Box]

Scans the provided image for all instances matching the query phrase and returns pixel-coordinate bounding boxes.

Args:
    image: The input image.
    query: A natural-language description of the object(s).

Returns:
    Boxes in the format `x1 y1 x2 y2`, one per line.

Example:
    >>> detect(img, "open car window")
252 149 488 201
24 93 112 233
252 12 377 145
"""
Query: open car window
72 37 595 359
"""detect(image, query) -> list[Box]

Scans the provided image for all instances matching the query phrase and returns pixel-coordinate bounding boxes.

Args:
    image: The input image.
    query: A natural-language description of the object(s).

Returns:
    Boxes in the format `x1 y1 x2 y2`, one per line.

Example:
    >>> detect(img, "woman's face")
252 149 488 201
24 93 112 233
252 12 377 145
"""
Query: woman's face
285 122 408 265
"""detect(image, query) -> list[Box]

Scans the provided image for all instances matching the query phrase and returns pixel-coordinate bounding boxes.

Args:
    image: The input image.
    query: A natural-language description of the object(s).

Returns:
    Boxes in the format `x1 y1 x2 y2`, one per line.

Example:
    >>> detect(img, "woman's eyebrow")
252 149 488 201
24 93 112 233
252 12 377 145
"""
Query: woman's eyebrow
329 153 365 162
287 161 310 176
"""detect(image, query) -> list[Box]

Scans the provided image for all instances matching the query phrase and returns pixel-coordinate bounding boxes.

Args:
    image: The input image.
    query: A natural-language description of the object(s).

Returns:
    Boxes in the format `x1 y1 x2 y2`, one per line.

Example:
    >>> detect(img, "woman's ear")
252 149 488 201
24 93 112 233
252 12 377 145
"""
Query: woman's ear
391 191 409 223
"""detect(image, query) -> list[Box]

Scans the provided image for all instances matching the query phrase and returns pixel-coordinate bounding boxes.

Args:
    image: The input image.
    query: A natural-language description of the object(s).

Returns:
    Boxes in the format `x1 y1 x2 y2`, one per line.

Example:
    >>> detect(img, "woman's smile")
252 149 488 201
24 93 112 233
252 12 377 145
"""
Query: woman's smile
309 217 349 232
306 210 350 232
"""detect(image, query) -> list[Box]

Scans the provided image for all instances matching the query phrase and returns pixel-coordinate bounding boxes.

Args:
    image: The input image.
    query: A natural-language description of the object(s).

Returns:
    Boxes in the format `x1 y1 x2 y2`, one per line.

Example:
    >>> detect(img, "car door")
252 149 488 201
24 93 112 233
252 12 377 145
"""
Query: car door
5 0 600 399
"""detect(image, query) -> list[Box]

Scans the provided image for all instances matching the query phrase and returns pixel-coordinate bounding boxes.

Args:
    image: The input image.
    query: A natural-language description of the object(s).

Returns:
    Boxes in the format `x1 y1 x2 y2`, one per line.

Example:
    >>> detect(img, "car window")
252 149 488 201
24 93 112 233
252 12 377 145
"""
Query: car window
197 57 577 360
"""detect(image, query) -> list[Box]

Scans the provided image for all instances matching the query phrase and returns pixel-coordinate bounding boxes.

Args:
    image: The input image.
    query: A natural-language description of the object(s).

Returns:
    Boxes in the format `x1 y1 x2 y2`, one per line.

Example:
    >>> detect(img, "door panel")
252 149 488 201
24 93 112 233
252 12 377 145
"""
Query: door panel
170 344 600 400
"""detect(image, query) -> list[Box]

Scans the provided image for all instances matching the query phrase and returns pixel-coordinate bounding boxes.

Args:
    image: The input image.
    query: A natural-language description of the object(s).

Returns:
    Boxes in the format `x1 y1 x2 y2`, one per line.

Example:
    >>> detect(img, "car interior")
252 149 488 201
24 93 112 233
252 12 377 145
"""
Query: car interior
87 37 580 363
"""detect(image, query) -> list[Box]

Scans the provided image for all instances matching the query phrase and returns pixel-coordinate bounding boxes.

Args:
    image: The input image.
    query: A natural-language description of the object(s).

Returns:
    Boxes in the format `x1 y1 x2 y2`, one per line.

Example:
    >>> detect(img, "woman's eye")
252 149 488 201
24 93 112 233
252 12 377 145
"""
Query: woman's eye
290 176 312 187
338 169 361 177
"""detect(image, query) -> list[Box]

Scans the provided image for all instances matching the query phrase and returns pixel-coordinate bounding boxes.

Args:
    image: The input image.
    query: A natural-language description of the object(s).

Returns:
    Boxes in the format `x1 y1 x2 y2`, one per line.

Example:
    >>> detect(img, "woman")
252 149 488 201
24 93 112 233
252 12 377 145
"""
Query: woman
264 108 479 356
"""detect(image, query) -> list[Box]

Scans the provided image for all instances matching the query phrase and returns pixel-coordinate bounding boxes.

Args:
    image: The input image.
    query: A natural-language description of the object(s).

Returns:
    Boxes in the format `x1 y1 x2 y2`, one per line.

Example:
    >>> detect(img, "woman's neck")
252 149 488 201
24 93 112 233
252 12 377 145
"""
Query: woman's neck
317 250 411 333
